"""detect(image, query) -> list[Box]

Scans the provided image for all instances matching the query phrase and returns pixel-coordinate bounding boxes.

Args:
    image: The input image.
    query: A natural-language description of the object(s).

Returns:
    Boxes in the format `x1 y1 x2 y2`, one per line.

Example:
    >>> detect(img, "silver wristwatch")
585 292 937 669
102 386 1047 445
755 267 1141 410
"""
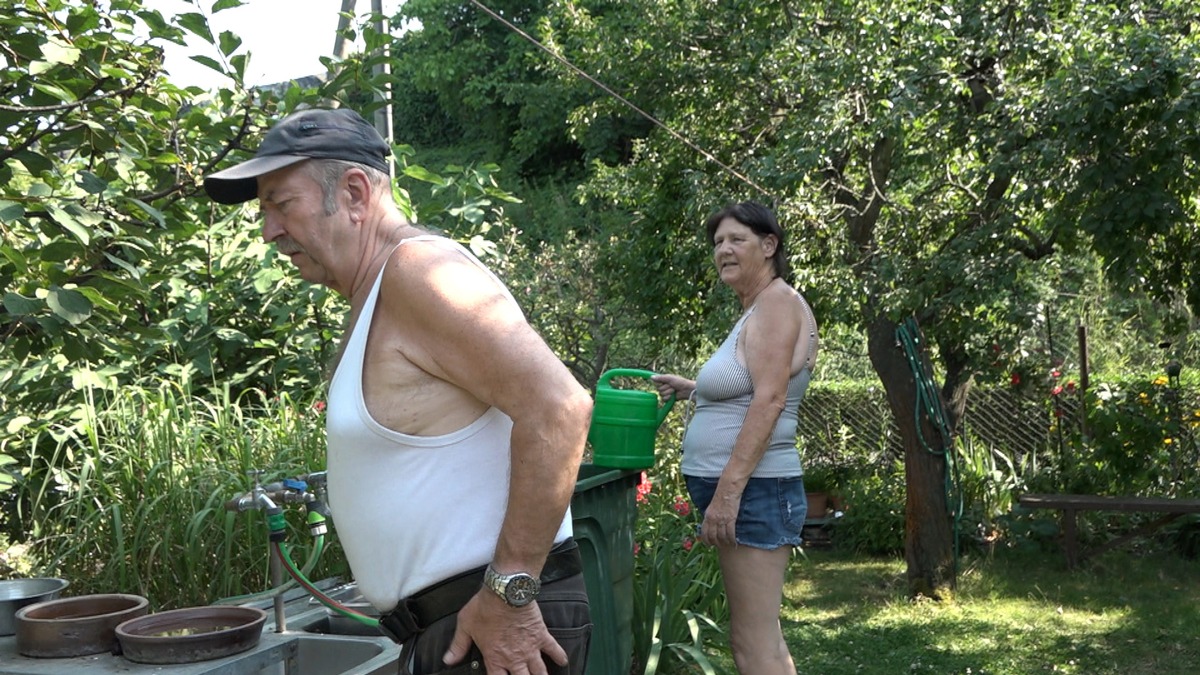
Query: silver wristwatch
483 565 541 607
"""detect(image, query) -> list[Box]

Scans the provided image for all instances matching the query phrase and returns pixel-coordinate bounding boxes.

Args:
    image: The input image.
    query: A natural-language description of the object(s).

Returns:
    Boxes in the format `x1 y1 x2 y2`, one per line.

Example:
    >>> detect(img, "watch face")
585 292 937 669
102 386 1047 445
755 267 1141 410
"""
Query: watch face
505 574 540 606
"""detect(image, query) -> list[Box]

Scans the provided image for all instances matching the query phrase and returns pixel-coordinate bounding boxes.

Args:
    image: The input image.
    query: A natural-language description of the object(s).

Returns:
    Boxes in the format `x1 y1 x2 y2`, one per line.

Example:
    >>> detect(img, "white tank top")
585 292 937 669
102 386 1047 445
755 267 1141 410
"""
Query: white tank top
325 236 572 612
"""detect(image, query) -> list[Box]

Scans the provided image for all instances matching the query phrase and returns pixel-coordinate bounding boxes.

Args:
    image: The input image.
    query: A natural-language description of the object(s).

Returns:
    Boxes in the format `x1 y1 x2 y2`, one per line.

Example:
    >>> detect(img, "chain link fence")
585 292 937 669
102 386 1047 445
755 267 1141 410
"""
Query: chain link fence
797 321 1200 484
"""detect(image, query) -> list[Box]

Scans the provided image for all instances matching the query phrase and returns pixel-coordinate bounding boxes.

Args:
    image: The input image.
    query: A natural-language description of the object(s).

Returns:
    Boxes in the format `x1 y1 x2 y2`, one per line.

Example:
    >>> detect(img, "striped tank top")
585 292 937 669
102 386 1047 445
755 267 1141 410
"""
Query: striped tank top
681 294 816 478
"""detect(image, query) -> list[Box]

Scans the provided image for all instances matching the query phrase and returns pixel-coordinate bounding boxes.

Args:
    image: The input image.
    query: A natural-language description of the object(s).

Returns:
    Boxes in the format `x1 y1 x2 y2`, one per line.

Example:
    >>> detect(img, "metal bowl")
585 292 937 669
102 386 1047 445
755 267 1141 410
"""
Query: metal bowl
116 605 267 664
0 578 69 636
15 593 149 658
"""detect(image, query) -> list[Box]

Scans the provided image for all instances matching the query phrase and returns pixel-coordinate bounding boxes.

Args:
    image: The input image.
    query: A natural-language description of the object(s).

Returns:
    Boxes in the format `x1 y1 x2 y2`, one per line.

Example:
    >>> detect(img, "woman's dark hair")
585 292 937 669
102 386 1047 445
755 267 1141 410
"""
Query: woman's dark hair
704 201 790 281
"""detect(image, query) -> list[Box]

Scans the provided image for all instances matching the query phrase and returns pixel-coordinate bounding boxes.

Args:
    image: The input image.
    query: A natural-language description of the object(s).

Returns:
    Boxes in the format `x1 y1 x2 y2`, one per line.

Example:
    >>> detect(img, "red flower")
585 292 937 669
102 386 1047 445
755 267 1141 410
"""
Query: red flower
1051 369 1062 378
1054 408 1064 418
636 472 652 505
633 542 641 556
682 538 694 551
1010 373 1021 386
673 496 691 517
1066 381 1076 393
1051 385 1063 396
312 400 327 413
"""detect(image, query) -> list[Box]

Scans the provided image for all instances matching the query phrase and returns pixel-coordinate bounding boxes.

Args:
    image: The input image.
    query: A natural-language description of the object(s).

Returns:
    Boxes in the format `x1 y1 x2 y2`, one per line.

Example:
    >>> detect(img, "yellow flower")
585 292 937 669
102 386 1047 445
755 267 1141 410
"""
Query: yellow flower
1164 438 1174 445
1153 376 1168 386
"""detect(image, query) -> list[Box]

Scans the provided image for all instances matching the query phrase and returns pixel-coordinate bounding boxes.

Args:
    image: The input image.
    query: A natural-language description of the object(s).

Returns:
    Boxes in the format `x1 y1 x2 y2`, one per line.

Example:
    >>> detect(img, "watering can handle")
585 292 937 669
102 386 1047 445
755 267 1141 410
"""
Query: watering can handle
597 368 657 387
596 368 676 425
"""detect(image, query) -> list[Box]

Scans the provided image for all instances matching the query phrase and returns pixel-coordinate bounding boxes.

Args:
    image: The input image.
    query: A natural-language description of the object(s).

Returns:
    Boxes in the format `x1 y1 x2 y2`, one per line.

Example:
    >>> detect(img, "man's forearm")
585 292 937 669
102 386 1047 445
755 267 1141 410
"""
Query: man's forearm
492 390 592 573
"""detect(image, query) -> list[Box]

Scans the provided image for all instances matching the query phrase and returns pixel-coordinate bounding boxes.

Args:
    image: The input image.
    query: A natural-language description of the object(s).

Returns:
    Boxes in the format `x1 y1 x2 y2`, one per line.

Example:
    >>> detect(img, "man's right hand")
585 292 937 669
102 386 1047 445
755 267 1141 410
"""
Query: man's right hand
443 590 567 675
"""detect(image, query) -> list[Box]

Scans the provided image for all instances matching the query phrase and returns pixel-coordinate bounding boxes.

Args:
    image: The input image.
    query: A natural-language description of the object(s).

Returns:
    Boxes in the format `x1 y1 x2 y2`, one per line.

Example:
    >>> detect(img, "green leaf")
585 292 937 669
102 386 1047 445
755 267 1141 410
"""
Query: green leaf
15 150 54 176
5 416 34 435
0 200 24 223
46 204 91 245
29 60 54 76
189 54 225 75
402 165 449 186
230 54 248 80
3 292 40 315
211 0 245 11
40 36 82 66
124 197 166 227
31 82 75 102
76 170 108 194
71 367 114 390
46 286 93 325
218 31 242 57
103 252 143 280
177 12 215 44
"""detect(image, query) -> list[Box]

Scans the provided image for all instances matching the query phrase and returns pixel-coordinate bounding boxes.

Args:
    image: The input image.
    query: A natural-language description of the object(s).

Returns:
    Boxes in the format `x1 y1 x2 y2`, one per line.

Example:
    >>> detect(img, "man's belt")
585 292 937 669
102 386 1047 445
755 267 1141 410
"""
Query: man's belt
378 538 582 644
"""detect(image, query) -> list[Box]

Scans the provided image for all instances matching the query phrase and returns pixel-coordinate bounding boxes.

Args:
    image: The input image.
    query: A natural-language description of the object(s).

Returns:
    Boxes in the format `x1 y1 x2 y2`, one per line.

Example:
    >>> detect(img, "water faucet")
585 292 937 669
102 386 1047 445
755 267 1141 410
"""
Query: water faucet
224 469 306 632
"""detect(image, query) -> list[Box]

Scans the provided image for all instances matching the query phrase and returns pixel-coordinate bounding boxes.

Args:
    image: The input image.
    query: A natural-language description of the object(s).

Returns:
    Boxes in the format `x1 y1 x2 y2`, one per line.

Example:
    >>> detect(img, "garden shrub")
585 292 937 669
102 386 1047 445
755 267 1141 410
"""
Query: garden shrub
830 464 907 555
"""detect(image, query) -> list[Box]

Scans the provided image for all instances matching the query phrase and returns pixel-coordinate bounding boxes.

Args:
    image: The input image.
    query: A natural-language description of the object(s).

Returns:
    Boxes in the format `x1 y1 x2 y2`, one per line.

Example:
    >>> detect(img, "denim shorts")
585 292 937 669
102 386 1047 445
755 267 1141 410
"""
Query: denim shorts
684 475 808 550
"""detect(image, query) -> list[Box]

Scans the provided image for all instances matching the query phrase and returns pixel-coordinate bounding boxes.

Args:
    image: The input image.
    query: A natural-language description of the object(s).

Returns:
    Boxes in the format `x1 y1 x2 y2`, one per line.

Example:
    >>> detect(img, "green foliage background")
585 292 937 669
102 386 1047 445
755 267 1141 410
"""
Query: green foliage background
3 0 1200 669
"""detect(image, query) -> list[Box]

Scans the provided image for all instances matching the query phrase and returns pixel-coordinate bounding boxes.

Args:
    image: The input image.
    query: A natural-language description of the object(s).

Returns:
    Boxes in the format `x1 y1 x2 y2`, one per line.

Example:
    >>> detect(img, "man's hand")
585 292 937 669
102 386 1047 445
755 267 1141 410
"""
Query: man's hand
444 590 568 674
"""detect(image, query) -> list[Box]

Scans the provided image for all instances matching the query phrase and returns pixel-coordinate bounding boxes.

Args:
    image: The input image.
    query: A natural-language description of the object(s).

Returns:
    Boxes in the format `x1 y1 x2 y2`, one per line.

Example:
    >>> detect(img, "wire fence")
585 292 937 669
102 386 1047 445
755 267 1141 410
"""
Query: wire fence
797 325 1200 487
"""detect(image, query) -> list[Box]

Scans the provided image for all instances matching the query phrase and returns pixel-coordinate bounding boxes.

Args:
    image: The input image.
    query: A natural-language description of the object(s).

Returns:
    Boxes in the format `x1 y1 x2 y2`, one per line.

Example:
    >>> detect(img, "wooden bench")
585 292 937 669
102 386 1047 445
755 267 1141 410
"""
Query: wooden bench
1017 493 1200 568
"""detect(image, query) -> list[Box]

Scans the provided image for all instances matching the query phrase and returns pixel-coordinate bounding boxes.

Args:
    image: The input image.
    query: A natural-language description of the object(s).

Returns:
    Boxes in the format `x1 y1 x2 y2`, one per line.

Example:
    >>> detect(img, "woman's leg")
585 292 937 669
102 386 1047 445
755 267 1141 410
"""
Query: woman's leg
716 544 797 675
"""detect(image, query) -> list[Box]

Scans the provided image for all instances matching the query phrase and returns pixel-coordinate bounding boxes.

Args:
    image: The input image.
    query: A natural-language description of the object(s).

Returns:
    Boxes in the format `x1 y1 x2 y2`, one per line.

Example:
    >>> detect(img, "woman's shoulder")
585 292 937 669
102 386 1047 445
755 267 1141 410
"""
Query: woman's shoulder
755 279 805 311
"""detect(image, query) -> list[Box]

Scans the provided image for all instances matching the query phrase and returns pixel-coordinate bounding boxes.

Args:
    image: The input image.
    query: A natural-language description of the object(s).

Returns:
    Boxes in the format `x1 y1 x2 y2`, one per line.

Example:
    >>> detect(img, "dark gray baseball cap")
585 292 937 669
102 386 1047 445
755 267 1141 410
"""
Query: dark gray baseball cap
204 108 391 204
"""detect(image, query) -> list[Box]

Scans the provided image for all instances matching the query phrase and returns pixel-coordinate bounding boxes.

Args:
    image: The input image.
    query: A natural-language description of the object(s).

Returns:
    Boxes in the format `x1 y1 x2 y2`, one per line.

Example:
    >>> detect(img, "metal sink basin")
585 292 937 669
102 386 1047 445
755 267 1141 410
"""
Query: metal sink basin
284 583 383 638
250 633 397 675
294 613 384 637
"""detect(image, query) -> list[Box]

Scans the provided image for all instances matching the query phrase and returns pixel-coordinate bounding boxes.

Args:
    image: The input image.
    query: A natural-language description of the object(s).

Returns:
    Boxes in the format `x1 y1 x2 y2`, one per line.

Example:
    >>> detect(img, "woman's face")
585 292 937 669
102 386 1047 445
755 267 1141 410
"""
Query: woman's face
712 217 775 287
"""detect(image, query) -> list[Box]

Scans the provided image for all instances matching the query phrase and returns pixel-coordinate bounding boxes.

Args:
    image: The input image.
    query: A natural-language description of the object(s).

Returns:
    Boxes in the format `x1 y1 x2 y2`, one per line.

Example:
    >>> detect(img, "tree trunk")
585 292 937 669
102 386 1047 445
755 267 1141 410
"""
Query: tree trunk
866 313 956 599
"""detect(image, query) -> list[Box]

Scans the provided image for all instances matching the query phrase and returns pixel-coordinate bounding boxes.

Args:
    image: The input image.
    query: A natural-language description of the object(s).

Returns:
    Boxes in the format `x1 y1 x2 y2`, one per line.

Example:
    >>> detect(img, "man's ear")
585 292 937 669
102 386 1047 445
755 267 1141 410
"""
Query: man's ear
343 168 372 221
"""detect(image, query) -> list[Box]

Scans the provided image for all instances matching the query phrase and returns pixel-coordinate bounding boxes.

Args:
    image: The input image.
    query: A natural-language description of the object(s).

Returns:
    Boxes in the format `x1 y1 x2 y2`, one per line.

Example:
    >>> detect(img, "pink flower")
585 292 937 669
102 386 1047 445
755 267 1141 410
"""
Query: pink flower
1051 369 1062 378
312 400 327 413
682 538 694 551
636 472 652 505
673 496 691 516
1051 385 1063 396
633 542 641 556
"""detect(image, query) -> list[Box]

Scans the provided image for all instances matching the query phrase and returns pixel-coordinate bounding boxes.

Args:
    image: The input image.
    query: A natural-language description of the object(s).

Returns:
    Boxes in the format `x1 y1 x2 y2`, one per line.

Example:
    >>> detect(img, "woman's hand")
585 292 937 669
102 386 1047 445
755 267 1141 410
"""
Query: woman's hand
700 487 742 547
650 373 695 402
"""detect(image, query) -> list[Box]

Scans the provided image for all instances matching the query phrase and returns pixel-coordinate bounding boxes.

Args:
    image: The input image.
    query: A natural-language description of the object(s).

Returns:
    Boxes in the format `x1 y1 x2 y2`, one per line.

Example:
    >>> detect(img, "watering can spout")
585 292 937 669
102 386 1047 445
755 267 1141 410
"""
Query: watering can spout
589 368 676 469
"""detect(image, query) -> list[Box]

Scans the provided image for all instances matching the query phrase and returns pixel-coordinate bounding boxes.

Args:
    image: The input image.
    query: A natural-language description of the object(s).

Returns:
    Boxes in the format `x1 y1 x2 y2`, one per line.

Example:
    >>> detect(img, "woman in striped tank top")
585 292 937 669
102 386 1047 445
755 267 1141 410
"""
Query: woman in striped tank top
653 201 818 675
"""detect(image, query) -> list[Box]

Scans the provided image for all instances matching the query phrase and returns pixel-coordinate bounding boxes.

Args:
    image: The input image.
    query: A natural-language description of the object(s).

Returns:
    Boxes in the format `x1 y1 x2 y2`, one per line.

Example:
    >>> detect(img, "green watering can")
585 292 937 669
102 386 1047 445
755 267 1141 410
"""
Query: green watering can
588 368 676 469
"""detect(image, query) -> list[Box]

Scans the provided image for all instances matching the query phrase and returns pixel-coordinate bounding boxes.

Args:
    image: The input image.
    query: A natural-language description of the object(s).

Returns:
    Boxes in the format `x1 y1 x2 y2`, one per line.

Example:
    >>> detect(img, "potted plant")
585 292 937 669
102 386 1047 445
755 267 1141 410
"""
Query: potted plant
801 464 835 522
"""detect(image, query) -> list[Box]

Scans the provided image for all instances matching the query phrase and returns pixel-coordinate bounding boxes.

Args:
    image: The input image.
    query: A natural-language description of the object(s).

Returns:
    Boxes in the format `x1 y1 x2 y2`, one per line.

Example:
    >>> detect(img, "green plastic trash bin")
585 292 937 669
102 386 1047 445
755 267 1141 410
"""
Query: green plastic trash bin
572 464 640 675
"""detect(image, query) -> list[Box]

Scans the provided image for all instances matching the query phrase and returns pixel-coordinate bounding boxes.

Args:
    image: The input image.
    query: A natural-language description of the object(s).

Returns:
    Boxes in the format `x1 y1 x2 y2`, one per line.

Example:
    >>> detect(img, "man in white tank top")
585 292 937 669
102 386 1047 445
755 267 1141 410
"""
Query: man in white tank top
204 108 593 674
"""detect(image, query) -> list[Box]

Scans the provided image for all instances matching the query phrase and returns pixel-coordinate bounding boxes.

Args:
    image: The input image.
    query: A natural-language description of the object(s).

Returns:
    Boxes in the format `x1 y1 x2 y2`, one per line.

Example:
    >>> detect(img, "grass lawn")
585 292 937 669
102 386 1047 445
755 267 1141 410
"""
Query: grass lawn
710 546 1200 674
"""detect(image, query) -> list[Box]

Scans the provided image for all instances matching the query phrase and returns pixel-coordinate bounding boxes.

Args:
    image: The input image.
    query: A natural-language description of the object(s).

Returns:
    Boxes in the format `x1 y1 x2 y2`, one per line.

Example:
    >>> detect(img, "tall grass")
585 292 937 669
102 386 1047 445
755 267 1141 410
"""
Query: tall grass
19 383 342 610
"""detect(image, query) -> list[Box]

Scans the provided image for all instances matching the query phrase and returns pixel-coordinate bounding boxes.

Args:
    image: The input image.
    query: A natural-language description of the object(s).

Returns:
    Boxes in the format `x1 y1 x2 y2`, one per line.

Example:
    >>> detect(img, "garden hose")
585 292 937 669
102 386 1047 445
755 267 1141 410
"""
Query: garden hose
896 317 964 568
274 540 381 627
213 503 329 606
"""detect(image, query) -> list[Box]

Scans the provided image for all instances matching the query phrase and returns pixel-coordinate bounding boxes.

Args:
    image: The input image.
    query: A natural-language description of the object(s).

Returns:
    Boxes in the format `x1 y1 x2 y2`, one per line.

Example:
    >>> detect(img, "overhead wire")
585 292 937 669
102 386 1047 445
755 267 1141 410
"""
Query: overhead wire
465 0 776 202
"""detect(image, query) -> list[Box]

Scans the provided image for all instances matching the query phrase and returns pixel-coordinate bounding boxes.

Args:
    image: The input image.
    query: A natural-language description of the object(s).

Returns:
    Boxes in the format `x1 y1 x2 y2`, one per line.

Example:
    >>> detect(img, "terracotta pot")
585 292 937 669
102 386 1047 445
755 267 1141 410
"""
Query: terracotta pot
806 491 830 520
